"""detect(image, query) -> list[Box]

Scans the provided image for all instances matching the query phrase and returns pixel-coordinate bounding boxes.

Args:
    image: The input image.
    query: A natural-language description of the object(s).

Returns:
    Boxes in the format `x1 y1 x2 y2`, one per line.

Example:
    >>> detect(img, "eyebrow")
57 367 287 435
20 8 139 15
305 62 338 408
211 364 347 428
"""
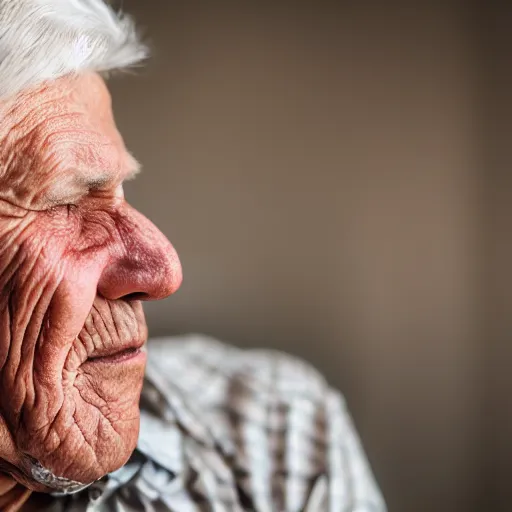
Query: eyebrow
45 161 142 207
78 162 141 191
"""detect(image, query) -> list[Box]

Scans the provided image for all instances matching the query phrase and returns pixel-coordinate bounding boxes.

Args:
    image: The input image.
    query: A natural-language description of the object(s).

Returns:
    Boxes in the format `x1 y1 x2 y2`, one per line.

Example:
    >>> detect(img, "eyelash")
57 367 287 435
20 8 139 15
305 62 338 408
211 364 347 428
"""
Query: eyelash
46 203 77 217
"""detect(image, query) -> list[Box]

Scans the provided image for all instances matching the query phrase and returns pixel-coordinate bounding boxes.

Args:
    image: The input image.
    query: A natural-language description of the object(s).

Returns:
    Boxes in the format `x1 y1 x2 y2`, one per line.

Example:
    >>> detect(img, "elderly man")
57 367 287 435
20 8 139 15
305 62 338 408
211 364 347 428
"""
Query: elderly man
0 1 386 511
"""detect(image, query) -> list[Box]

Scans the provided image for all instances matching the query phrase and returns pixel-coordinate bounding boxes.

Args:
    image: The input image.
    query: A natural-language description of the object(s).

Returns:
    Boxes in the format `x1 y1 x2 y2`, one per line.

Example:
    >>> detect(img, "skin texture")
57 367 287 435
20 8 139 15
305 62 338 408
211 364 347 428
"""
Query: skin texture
0 72 182 502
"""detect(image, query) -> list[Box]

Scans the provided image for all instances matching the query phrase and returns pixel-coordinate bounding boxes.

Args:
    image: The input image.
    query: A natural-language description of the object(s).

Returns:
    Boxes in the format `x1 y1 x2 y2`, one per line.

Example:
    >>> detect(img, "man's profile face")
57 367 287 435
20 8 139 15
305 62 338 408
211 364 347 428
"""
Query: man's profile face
0 73 182 489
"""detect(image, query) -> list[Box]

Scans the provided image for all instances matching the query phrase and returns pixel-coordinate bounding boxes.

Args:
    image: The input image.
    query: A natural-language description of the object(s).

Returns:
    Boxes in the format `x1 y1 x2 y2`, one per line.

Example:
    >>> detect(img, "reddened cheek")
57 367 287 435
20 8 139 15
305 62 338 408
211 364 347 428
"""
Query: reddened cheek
34 255 106 379
39 256 107 349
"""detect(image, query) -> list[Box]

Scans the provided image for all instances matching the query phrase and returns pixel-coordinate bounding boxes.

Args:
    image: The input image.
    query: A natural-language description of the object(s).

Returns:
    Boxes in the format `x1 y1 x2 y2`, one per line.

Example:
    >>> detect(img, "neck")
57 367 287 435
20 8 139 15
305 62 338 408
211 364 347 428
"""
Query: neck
0 474 31 511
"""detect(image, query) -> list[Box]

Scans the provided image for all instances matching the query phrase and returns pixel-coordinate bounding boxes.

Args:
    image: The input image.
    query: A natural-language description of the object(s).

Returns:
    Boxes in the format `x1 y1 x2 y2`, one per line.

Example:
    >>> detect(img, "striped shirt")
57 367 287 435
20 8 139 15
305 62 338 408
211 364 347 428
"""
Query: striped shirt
33 334 386 511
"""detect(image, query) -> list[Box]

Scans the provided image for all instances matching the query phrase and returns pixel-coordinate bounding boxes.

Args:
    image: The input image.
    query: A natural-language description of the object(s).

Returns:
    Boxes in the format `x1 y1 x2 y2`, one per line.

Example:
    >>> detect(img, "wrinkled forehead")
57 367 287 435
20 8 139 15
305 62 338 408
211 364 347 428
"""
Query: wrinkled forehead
0 72 138 206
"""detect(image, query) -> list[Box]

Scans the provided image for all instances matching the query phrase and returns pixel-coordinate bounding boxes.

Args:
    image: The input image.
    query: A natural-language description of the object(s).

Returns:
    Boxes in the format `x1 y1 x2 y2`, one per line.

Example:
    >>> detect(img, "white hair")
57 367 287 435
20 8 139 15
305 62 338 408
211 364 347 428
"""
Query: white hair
0 0 147 99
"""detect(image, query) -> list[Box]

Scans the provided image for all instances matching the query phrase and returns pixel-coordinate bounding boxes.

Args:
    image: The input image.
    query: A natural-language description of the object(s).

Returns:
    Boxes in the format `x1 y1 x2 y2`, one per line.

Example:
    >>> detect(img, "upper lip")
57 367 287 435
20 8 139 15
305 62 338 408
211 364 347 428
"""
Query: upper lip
88 339 145 360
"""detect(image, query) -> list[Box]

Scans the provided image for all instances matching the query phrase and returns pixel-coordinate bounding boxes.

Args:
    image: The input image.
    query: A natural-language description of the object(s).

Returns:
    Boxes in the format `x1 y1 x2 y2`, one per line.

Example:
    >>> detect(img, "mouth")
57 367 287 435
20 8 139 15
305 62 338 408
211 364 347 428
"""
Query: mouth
87 341 146 364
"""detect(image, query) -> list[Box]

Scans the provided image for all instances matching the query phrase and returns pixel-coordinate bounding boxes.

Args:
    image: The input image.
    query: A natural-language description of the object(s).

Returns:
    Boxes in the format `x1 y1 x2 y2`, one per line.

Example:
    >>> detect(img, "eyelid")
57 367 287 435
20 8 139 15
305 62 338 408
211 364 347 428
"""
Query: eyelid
46 195 81 209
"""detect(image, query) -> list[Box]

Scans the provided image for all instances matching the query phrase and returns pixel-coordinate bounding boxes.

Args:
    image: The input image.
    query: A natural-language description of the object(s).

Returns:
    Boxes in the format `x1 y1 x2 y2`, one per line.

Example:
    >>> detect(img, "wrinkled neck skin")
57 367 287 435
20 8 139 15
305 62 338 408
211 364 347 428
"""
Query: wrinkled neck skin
0 72 182 509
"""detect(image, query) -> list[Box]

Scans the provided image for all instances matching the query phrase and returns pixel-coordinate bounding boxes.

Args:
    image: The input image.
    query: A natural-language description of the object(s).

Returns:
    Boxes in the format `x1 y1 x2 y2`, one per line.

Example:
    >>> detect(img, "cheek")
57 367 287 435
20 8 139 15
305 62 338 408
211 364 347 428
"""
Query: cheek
0 214 70 345
1 207 112 286
0 215 76 426
31 212 113 351
0 210 76 289
0 211 110 372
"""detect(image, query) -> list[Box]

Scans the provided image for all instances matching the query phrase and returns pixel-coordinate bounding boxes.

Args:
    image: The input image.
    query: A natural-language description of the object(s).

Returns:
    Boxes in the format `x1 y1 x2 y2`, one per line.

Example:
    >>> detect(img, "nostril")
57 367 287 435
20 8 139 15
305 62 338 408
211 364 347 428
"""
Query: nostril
123 292 150 301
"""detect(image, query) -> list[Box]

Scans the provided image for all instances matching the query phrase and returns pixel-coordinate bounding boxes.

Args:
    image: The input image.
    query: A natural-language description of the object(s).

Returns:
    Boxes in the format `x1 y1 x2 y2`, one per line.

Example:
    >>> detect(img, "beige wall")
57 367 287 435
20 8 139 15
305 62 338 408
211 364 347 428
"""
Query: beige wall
109 2 486 511
479 3 512 510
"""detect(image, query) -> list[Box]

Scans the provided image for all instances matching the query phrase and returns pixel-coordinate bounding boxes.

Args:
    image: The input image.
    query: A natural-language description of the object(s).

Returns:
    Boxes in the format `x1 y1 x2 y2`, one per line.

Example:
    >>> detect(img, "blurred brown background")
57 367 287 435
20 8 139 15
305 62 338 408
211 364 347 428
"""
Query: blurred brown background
108 2 510 511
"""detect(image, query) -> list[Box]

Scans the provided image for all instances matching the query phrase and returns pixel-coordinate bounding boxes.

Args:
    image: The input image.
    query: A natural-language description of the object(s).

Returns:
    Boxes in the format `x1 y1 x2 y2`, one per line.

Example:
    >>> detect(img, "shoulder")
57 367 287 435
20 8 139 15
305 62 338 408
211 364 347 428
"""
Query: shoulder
146 333 334 406
144 334 387 511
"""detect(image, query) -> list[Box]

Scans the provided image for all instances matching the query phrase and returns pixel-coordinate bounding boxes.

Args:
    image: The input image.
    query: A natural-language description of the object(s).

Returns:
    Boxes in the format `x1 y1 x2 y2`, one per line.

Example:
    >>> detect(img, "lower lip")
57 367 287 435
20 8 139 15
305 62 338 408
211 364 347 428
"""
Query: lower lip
88 347 146 364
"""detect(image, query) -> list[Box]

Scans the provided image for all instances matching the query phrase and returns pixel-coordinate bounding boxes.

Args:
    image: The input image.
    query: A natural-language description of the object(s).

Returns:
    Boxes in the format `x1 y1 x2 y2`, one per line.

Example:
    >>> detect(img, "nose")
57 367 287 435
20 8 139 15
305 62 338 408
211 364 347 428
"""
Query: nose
97 204 182 301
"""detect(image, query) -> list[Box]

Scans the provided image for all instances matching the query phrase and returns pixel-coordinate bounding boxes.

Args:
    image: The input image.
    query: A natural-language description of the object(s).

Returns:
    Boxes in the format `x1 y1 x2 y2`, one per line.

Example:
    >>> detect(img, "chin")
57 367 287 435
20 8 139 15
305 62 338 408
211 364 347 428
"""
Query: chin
21 352 146 488
10 298 149 489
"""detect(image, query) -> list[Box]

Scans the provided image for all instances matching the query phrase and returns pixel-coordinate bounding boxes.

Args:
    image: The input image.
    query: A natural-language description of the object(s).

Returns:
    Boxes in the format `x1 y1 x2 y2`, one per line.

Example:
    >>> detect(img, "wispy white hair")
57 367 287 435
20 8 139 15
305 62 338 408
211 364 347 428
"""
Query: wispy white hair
0 0 147 99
